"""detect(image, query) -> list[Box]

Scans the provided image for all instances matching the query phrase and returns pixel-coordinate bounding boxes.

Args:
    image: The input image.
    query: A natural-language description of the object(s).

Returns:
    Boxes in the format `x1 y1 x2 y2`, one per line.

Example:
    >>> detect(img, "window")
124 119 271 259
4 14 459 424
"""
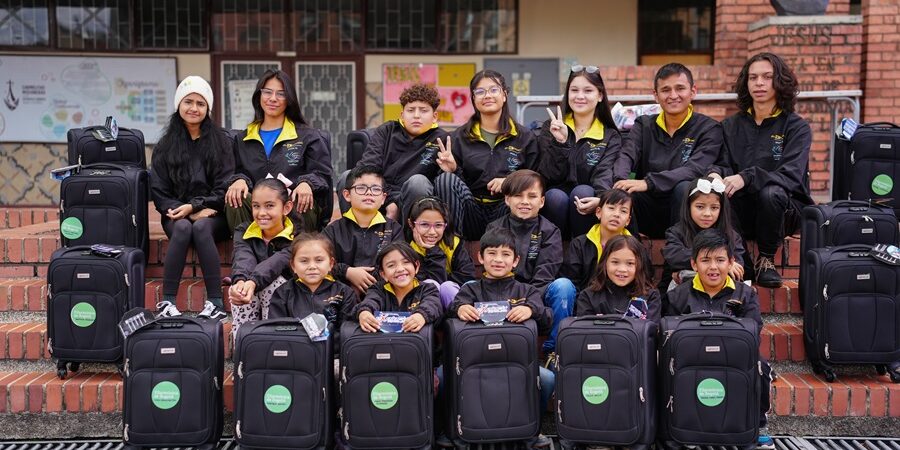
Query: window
135 0 206 49
366 0 437 51
212 0 287 53
291 0 362 54
0 0 49 46
638 0 714 65
56 0 130 50
441 0 516 53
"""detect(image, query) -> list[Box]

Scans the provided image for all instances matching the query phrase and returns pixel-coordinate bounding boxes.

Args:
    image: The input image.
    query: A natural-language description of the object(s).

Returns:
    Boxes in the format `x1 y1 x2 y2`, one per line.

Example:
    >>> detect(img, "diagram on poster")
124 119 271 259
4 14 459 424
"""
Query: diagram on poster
382 63 475 127
0 55 176 143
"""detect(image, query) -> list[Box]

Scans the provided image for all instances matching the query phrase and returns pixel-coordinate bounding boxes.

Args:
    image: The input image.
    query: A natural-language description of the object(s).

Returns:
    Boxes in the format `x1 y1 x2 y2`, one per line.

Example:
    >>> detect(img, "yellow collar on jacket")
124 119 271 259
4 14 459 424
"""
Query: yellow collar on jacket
564 114 605 141
411 236 461 274
244 118 298 146
692 273 736 294
656 105 694 134
473 119 518 145
384 278 420 295
243 217 295 241
586 223 631 264
343 209 387 228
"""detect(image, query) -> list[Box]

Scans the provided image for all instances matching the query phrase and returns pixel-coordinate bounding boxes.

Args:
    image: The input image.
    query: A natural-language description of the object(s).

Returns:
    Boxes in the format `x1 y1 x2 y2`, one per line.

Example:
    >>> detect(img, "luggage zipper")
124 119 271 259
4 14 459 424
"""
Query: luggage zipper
457 415 463 436
850 151 855 165
123 424 129 441
47 338 52 354
557 400 563 423
237 361 243 379
124 358 130 377
132 215 136 227
322 386 326 402
47 284 51 299
758 361 764 376
669 357 675 375
863 215 873 222
823 285 829 301
60 200 64 213
343 422 350 441
124 274 130 287
825 343 830 359
235 421 241 439
662 330 673 346
639 387 645 403
666 395 674 412
213 376 220 390
455 356 461 375
820 219 830 228
537 375 541 390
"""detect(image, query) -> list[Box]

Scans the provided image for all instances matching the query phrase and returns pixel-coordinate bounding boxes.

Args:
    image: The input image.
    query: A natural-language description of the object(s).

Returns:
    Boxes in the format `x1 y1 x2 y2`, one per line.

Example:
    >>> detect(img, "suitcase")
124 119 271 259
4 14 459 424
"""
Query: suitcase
554 316 657 449
339 321 433 449
657 313 760 448
67 126 147 169
444 318 540 445
47 245 145 378
59 163 149 254
832 122 900 216
122 316 224 449
802 245 900 382
233 318 333 450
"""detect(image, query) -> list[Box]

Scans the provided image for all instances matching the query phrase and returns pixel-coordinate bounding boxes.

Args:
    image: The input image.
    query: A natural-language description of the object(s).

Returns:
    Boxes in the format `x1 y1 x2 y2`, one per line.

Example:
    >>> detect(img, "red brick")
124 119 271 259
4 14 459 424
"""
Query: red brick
0 266 36 277
773 285 789 313
7 323 26 359
39 237 57 262
23 237 39 263
798 373 831 416
6 238 23 263
81 373 108 412
759 326 773 360
100 374 121 412
24 323 45 360
63 372 92 412
27 373 57 413
843 378 869 416
223 372 234 413
9 373 42 413
45 375 66 412
862 377 888 417
831 379 850 416
26 279 45 312
0 372 27 413
886 379 900 417
772 376 793 416
784 373 811 416
772 324 790 361
9 280 27 311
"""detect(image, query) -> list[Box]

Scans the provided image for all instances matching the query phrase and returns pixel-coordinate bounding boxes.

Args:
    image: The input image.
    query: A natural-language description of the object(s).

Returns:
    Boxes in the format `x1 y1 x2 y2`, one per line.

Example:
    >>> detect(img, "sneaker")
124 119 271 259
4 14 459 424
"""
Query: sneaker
754 256 782 288
434 433 454 448
198 301 228 321
528 434 553 449
155 300 182 318
757 427 775 449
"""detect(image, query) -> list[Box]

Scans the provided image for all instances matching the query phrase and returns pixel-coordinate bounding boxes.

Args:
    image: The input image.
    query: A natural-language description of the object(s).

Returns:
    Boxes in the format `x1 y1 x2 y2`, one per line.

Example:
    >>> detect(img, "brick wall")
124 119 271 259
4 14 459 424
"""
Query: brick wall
860 0 900 123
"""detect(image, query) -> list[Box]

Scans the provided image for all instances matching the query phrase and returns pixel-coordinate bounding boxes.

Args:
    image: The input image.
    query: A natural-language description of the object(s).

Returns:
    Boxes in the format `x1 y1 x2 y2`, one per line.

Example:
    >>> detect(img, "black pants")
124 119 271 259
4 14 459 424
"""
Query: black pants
433 172 508 241
631 180 691 239
162 215 231 304
731 185 804 257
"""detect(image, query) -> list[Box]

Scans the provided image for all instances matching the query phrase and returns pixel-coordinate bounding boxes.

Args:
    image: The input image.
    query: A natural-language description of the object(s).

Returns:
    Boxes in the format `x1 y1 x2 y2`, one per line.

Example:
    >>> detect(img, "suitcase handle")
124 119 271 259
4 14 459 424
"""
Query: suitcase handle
848 251 870 258
863 122 899 129
679 311 744 326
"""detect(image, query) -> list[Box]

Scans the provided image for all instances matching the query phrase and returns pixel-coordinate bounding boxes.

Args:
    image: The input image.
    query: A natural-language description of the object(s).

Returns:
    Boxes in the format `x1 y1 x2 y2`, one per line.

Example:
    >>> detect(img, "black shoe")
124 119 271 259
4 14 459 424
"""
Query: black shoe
198 301 228 321
755 256 782 288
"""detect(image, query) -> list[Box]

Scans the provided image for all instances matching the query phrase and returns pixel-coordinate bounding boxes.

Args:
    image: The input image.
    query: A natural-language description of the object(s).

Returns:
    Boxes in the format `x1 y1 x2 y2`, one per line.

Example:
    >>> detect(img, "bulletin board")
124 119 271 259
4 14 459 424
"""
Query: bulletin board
382 63 476 126
0 55 177 143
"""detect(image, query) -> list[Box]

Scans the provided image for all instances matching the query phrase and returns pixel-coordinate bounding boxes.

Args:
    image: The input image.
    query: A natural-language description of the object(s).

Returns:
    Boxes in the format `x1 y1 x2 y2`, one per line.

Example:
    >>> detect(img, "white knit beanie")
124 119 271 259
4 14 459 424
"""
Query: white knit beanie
173 76 214 112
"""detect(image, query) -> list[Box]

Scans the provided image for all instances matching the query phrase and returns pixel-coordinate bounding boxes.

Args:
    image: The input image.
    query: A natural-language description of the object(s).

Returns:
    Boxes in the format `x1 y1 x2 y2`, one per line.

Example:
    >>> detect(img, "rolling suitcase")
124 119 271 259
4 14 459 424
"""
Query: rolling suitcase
554 316 657 450
339 321 433 449
444 318 540 446
802 245 900 382
832 122 900 216
122 315 224 449
657 313 760 448
67 126 147 168
46 245 145 378
59 163 149 254
233 318 334 450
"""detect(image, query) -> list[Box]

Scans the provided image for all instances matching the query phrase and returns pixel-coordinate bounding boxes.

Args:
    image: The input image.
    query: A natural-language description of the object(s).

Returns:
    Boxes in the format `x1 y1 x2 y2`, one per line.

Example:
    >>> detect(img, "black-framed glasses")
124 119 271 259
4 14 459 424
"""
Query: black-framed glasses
349 184 384 195
473 86 503 99
571 65 600 74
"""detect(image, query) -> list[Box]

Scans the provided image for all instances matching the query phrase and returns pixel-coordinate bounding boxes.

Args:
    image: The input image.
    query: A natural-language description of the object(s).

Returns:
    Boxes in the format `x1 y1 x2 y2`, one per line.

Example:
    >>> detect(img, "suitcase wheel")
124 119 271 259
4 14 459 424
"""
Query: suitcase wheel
56 368 67 379
876 365 888 376
890 370 900 383
822 368 837 383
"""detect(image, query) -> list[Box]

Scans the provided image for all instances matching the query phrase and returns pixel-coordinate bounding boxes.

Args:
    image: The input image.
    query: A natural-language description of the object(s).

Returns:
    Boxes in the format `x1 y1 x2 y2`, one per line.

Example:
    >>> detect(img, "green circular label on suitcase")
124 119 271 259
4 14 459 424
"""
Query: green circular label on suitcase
697 378 726 407
264 385 292 413
582 376 609 405
60 217 83 239
872 174 893 195
70 302 96 327
370 382 398 410
151 381 180 410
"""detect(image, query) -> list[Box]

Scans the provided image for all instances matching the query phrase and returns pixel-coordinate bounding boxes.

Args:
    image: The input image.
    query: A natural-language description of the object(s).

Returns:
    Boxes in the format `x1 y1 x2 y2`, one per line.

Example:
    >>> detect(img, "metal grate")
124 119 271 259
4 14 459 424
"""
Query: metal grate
0 440 239 450
366 0 436 50
56 0 130 50
211 0 287 53
292 0 362 54
0 0 49 46
135 0 206 49
440 0 517 53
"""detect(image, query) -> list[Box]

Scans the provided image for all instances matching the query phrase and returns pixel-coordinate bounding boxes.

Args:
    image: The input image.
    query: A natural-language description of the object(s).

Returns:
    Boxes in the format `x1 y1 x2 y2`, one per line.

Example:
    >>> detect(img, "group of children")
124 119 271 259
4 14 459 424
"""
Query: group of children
148 52 808 450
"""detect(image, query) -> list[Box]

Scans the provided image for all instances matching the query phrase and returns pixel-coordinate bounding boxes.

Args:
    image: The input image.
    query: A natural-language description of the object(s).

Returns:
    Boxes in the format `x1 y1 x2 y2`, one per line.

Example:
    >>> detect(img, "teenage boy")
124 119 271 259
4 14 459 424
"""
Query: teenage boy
324 165 403 293
665 228 773 450
612 63 724 238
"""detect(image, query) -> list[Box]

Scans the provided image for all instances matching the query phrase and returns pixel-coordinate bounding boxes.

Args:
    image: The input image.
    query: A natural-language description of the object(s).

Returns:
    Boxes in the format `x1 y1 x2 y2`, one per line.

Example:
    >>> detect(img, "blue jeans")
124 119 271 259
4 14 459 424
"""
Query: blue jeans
543 185 598 238
542 278 577 354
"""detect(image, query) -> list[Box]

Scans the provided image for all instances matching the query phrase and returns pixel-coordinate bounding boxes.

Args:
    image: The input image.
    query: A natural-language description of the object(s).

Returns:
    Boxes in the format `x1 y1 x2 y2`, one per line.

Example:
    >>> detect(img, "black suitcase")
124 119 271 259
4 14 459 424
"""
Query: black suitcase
234 318 333 450
832 122 900 215
47 245 145 378
59 163 149 254
657 313 760 448
339 321 433 449
444 318 540 445
802 245 900 382
122 316 224 449
554 316 657 449
67 126 147 169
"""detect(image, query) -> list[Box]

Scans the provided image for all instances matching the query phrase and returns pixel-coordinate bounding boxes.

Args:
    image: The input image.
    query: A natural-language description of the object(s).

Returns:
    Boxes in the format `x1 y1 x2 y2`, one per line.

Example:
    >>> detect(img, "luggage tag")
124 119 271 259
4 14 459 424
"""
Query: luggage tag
118 307 156 339
300 313 329 342
475 301 509 326
624 297 648 320
50 164 81 181
90 116 118 142
870 243 900 266
376 311 410 333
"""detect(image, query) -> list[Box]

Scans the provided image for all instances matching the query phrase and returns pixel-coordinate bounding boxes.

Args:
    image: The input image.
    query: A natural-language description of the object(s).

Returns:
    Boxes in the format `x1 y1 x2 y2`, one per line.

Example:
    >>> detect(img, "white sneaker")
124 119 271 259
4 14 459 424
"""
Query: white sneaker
198 300 227 321
155 300 182 317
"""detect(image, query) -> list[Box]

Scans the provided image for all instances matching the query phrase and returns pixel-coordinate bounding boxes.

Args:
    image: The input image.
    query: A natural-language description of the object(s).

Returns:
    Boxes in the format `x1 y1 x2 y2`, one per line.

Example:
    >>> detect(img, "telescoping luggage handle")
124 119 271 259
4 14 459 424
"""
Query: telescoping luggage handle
826 199 890 212
829 244 877 258
676 311 748 327
861 122 899 130
240 317 307 336
570 315 634 326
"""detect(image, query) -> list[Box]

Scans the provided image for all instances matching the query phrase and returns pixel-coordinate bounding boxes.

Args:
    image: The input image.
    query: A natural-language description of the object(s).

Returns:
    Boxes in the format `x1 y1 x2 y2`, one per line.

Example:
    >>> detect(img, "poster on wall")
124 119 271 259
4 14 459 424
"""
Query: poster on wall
0 55 177 143
382 63 475 127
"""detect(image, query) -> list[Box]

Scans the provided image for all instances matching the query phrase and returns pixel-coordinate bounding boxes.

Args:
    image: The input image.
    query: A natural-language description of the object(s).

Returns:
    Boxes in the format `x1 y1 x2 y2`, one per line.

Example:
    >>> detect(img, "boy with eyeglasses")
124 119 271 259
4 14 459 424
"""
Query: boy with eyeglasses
324 165 403 293
612 63 724 239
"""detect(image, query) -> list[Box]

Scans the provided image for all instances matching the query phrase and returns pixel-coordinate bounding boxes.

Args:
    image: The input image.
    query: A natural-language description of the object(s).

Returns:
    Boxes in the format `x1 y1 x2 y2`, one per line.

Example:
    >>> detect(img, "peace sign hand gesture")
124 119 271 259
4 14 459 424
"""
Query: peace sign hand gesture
546 105 568 144
436 136 457 173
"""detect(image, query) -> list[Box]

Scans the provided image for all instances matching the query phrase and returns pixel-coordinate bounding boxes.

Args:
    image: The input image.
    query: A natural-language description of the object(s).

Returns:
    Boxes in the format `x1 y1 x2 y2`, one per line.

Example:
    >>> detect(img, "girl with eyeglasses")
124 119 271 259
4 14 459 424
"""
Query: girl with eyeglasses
539 64 623 239
225 68 334 233
405 197 475 309
433 69 540 241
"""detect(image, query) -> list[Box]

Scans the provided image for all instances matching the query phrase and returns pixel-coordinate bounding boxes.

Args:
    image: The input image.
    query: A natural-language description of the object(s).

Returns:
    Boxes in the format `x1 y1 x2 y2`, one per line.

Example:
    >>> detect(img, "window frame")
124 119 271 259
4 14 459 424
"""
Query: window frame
636 0 715 63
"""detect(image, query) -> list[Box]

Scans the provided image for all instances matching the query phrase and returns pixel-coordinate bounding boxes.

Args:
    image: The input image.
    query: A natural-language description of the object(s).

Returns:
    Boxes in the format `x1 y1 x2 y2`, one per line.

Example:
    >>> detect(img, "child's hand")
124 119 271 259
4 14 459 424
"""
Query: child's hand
292 182 314 213
402 313 426 333
226 179 249 208
574 196 601 215
613 179 649 193
346 266 377 292
436 136 457 173
486 177 505 195
546 105 569 143
457 304 480 322
166 204 193 220
229 280 255 305
730 262 745 281
411 225 435 249
358 310 380 333
385 202 399 221
506 305 533 323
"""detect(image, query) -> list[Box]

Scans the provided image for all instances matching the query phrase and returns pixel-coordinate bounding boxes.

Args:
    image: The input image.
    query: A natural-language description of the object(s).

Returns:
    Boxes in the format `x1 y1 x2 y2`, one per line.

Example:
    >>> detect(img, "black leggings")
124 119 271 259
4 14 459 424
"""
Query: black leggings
161 216 231 304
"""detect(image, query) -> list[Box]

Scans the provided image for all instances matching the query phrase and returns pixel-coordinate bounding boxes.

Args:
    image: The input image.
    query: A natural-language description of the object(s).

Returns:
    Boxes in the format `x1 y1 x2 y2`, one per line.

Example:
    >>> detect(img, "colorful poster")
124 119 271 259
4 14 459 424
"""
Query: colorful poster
383 63 475 127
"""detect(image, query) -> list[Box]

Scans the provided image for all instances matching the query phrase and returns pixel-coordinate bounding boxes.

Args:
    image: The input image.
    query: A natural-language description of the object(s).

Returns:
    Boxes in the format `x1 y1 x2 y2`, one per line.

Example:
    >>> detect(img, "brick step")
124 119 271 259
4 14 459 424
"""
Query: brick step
0 208 59 229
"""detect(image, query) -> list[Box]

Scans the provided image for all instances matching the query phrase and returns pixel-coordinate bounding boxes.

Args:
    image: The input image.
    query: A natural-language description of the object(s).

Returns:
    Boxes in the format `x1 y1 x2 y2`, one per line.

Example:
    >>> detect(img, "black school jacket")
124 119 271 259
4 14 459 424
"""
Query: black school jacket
230 118 333 195
150 131 235 214
411 236 476 285
486 214 562 290
662 223 746 270
665 275 762 336
449 275 553 335
323 210 404 284
560 225 632 291
613 106 723 193
451 120 540 201
538 116 622 195
713 109 813 205
352 280 444 325
268 276 358 326
575 285 662 323
231 219 295 289
357 120 450 194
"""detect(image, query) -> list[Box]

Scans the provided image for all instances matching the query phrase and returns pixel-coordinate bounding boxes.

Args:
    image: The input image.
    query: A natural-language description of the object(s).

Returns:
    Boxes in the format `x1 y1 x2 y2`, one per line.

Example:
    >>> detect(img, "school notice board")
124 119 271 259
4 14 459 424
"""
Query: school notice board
0 55 177 143
383 63 476 127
